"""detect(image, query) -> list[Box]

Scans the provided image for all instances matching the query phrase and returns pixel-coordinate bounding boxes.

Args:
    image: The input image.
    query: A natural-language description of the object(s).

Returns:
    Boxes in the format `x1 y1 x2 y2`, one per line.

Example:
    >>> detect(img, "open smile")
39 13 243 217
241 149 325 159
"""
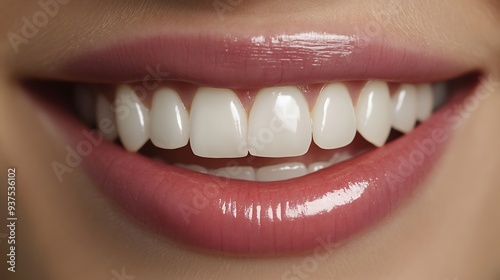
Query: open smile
27 31 480 256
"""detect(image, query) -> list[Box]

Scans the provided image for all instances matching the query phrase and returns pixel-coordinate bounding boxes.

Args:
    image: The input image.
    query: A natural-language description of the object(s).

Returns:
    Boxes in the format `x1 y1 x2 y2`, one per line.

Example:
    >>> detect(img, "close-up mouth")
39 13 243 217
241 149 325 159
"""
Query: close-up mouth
3 0 500 278
22 31 483 257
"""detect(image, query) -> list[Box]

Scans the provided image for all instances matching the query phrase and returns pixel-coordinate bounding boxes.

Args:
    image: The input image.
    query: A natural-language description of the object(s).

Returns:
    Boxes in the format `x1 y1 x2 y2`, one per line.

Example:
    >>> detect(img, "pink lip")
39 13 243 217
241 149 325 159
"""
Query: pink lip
36 85 473 256
60 32 468 87
33 32 477 256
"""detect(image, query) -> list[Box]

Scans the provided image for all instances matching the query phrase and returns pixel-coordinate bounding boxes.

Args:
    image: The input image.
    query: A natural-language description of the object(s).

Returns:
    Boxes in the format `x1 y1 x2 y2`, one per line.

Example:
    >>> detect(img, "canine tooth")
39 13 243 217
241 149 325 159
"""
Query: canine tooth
248 86 312 157
356 81 392 147
150 88 190 149
190 87 248 158
74 85 95 125
416 84 434 121
392 84 418 133
308 162 330 173
211 166 256 181
96 94 118 141
175 164 208 174
312 83 357 149
256 162 308 182
432 83 448 110
115 85 150 152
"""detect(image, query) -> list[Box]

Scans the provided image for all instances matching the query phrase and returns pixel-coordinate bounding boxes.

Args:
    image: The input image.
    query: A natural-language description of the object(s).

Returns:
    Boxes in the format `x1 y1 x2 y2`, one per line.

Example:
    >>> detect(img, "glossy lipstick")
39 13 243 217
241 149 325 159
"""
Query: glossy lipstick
32 32 478 256
55 32 469 87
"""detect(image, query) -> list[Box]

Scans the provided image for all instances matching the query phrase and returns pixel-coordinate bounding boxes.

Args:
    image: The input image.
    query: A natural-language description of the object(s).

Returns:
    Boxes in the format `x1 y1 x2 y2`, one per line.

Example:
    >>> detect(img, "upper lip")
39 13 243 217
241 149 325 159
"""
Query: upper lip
58 32 471 87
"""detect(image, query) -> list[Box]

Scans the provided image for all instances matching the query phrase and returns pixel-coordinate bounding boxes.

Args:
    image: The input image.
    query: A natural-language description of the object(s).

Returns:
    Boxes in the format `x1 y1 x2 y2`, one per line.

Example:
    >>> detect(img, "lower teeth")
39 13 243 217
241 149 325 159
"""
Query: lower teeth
173 151 356 182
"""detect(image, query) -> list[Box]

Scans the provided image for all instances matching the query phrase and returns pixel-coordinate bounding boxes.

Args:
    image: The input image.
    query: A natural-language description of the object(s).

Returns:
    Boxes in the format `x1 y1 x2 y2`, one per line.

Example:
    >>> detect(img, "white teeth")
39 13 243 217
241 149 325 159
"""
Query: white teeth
356 81 392 147
150 88 190 149
175 161 333 180
98 78 448 181
115 85 150 152
248 86 312 157
308 162 330 173
312 83 357 149
256 162 308 182
416 84 434 121
190 87 248 158
392 84 418 133
96 94 118 141
211 166 256 181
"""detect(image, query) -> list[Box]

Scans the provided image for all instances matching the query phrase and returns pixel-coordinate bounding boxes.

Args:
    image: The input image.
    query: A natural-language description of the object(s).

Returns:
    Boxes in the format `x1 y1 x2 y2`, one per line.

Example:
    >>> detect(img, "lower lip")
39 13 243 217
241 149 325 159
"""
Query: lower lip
33 80 474 256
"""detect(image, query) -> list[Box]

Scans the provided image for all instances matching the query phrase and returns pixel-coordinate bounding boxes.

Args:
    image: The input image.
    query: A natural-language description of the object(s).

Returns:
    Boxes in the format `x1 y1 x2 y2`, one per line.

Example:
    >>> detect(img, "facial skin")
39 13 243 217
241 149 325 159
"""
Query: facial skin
0 0 500 279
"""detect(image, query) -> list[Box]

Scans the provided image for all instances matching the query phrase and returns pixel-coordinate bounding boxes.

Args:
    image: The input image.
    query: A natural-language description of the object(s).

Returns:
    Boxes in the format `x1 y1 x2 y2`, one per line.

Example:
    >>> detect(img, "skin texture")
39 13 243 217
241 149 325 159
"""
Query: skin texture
0 0 500 279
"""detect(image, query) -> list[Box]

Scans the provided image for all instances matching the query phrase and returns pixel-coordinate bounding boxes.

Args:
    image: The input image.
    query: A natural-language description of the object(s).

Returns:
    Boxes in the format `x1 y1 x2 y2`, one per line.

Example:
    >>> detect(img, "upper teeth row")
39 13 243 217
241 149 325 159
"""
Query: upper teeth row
80 81 447 158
